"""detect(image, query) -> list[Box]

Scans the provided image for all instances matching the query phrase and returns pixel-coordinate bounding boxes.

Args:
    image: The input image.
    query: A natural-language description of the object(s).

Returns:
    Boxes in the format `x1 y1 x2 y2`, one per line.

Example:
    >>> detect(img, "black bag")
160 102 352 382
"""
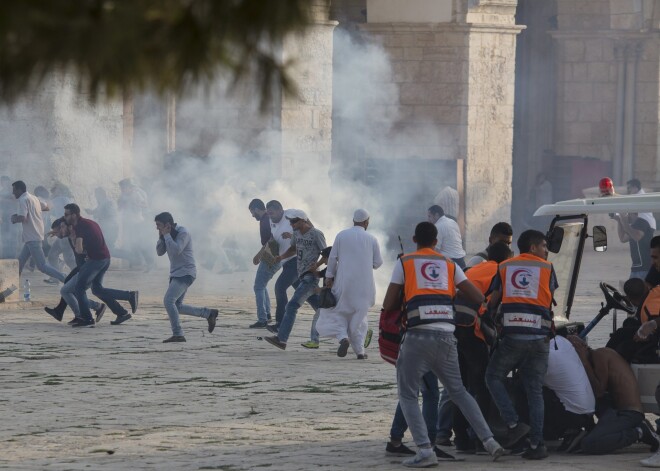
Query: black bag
318 287 337 309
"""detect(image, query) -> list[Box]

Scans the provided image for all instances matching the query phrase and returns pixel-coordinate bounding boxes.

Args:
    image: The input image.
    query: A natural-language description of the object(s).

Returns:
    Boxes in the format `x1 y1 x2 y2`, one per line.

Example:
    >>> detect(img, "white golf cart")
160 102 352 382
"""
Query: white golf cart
534 193 660 413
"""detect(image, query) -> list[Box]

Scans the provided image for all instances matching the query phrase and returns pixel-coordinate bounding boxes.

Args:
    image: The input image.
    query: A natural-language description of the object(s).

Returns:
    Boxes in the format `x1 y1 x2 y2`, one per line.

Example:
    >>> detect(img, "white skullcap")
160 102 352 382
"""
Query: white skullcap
285 209 309 221
353 208 370 223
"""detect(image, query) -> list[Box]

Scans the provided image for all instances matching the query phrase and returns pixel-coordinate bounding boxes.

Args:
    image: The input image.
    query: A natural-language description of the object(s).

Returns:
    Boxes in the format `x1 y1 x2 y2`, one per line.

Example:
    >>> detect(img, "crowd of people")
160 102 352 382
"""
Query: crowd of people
4 174 660 468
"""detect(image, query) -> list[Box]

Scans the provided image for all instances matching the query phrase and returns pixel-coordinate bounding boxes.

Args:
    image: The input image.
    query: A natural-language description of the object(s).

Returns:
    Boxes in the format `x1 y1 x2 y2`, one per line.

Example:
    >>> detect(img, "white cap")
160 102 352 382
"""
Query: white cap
353 208 370 223
285 209 309 221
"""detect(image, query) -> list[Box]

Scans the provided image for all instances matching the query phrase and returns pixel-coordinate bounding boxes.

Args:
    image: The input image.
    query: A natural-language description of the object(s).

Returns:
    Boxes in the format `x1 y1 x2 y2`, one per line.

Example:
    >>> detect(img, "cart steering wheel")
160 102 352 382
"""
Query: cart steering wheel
599 282 636 314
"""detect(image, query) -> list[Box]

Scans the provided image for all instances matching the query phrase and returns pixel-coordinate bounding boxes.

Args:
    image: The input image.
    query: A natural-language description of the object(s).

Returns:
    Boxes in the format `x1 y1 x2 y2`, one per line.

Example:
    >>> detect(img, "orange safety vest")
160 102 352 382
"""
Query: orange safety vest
498 253 554 336
400 248 456 328
455 260 500 342
641 286 660 324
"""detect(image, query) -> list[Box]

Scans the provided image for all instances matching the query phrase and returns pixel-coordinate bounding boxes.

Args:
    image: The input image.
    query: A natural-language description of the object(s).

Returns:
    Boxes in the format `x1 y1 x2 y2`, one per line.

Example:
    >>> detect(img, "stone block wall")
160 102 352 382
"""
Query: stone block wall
358 16 520 251
0 76 126 207
552 0 660 188
553 35 618 159
280 20 336 179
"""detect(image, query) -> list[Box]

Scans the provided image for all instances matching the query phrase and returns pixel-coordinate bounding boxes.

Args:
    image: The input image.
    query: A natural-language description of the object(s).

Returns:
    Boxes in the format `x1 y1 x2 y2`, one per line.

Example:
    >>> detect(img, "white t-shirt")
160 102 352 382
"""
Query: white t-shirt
635 189 657 230
270 213 295 263
390 255 467 332
18 192 45 243
434 216 466 259
543 336 595 415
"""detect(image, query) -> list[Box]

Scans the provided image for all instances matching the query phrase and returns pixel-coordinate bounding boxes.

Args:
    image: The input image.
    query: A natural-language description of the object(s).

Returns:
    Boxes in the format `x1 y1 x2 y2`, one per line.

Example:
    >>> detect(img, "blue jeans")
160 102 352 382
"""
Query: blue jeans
277 273 320 343
274 258 298 325
165 276 210 336
73 258 130 321
18 241 65 282
61 273 102 317
485 337 549 446
390 371 439 442
397 329 493 448
254 260 280 322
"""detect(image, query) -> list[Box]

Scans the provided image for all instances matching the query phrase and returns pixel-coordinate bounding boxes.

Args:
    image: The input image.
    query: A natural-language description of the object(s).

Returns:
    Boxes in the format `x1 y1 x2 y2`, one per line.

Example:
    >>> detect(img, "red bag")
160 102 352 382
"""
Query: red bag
378 308 406 365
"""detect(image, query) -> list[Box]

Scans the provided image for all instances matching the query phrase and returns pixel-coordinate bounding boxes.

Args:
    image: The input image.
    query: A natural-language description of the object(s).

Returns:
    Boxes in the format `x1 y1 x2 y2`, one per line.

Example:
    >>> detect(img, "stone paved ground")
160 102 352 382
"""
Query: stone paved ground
0 245 657 470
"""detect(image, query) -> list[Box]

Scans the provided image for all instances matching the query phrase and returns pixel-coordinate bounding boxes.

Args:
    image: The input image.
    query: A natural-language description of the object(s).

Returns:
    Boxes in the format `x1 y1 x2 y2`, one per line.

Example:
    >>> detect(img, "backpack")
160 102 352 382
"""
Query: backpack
378 308 406 365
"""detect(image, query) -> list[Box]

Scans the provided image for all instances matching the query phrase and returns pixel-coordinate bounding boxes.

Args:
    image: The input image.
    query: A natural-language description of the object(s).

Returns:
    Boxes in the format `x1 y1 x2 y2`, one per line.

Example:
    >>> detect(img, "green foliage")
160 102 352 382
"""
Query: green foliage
0 0 314 107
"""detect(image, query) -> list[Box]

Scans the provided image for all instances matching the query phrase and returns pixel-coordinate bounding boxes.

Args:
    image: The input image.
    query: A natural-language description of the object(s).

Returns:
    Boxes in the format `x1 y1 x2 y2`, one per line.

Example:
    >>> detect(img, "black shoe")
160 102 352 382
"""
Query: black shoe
385 442 415 456
501 422 530 449
557 429 586 453
337 338 350 357
435 437 453 447
44 307 63 322
110 313 132 325
640 419 660 452
207 309 218 333
264 335 286 350
163 335 186 343
522 444 548 460
433 446 461 461
455 444 476 454
266 324 279 334
67 317 81 325
357 353 368 360
71 318 95 328
95 304 107 323
128 291 139 313
250 321 268 329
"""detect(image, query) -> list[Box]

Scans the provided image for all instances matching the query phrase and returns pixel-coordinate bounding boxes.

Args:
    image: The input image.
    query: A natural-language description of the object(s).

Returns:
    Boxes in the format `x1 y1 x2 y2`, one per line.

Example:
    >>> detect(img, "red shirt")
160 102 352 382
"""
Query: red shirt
75 217 111 260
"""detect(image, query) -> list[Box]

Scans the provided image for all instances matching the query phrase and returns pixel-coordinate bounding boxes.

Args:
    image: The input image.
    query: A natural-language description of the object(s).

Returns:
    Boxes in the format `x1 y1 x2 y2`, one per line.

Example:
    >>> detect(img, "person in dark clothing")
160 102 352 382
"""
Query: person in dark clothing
249 198 276 327
613 212 654 280
61 204 137 327
43 218 106 323
646 236 660 288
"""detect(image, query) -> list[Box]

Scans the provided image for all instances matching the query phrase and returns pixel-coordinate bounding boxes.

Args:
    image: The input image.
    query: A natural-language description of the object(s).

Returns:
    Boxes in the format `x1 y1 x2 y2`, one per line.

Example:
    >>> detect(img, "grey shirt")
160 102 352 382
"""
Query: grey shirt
156 225 197 279
291 227 326 277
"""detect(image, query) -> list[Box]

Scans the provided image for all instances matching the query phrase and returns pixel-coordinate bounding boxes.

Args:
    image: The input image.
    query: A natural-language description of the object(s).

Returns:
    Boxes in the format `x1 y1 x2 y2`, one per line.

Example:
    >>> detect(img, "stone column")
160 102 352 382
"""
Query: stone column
464 16 521 251
279 1 337 182
358 0 521 251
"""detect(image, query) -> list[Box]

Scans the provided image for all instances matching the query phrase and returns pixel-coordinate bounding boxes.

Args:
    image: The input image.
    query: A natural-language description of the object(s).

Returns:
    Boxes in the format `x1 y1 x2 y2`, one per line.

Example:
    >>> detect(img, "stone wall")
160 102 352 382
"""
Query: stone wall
552 0 660 188
356 0 520 251
0 76 126 206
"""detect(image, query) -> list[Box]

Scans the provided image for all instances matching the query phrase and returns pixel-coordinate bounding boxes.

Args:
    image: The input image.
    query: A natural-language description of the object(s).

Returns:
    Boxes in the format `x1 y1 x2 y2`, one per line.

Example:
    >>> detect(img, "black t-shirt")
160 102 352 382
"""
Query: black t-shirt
646 266 660 287
629 217 653 272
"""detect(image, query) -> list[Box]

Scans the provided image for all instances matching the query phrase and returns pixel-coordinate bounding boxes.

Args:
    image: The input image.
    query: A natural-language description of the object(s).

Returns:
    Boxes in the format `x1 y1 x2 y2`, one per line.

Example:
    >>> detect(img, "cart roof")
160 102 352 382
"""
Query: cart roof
534 193 660 217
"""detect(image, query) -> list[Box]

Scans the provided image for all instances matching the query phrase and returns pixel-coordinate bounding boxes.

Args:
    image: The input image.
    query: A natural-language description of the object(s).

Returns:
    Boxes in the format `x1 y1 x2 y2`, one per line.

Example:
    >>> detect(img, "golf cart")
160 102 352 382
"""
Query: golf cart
534 193 660 413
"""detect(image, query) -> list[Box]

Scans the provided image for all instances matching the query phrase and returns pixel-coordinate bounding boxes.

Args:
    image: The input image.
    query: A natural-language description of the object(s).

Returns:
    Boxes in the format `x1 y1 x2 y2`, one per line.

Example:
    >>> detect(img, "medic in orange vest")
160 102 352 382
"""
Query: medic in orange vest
383 225 484 328
488 232 558 337
457 242 514 342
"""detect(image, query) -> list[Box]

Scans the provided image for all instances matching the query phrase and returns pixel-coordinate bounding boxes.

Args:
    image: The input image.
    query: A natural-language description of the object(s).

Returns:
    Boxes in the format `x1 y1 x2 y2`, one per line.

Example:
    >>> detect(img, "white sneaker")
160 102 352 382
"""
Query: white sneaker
641 451 660 468
402 448 438 468
483 437 505 461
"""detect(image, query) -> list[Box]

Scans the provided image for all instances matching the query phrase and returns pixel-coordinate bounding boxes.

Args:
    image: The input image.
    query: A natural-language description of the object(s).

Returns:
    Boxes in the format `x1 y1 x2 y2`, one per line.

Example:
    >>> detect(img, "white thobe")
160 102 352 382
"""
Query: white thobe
316 225 383 355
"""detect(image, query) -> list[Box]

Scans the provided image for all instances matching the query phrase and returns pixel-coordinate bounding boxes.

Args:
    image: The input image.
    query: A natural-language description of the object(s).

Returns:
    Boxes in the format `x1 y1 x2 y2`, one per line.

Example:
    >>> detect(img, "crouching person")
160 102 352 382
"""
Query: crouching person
568 336 659 455
155 212 218 343
382 222 504 467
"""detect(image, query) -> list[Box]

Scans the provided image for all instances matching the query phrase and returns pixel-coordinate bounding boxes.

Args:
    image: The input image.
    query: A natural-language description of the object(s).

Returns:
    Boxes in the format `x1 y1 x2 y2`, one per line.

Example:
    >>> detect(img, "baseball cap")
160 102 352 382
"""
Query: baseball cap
286 209 309 222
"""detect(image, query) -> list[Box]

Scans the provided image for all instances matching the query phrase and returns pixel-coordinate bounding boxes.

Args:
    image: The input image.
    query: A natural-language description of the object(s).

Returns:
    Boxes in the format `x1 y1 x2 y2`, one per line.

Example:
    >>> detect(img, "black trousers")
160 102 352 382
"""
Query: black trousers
581 408 643 455
452 325 491 446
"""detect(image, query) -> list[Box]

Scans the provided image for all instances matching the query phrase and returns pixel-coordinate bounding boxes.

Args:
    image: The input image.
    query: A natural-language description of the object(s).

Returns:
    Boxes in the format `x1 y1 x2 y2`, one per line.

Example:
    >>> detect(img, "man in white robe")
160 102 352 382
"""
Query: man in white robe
316 209 383 358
